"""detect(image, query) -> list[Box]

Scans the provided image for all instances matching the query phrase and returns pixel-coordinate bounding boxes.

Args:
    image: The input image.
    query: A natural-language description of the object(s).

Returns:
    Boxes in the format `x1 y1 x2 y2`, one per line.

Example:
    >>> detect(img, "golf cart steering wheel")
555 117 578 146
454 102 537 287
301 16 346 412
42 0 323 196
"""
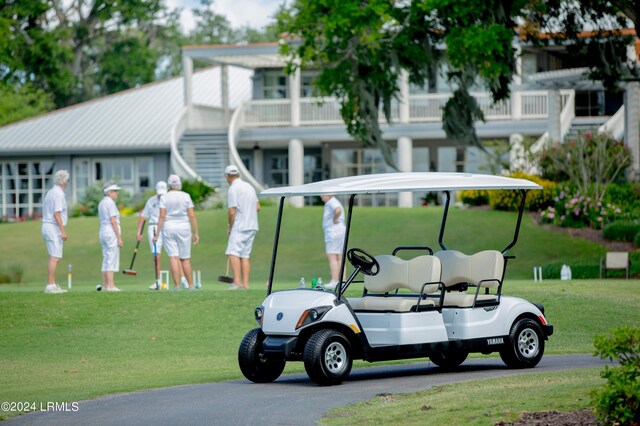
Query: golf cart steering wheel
347 248 380 276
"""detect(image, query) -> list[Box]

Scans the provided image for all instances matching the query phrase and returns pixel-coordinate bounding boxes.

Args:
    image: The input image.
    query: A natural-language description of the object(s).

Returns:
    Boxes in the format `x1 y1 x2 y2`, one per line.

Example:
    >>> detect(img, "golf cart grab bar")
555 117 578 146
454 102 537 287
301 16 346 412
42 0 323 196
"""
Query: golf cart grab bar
337 194 356 300
392 246 434 256
266 197 286 295
438 191 451 250
501 189 527 255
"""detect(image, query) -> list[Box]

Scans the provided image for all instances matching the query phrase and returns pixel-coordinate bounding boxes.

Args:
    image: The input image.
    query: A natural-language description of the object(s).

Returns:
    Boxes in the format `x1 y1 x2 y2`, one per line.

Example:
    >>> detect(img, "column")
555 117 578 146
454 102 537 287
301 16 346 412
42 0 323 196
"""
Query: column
397 136 413 208
624 82 640 173
183 55 193 126
221 64 230 124
288 138 304 208
547 89 562 142
399 70 410 124
253 147 264 184
290 67 301 127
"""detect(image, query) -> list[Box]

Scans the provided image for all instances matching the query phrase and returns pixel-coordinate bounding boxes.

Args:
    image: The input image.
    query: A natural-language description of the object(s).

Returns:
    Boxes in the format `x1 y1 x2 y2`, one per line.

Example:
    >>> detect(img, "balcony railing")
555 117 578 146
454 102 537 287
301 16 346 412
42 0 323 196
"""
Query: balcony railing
241 90 555 128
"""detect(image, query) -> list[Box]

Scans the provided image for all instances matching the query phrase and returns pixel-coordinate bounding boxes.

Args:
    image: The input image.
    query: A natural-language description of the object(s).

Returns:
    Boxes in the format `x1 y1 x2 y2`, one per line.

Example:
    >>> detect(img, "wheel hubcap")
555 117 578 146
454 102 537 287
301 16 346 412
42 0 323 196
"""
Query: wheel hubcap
324 341 347 374
517 327 539 359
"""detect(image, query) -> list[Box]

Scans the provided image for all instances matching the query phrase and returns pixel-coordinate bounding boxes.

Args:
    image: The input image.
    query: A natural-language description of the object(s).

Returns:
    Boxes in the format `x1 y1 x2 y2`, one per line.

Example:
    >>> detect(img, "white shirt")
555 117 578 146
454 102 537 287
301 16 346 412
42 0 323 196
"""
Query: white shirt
323 197 344 232
228 178 259 232
98 197 120 228
141 195 163 224
42 185 67 226
159 191 194 230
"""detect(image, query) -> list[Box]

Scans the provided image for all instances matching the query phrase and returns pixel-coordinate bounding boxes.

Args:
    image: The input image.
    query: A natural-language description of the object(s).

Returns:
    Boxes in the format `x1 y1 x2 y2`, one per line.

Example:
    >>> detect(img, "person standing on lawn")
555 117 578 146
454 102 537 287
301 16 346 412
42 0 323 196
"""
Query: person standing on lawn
137 181 189 290
321 194 346 289
225 165 260 290
98 181 124 292
42 170 70 294
153 174 199 290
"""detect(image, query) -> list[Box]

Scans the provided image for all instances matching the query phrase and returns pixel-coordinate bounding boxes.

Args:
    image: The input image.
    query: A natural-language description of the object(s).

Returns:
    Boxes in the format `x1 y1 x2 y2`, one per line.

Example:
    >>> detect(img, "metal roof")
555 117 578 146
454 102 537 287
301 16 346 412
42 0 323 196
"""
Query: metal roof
259 172 542 197
0 66 252 155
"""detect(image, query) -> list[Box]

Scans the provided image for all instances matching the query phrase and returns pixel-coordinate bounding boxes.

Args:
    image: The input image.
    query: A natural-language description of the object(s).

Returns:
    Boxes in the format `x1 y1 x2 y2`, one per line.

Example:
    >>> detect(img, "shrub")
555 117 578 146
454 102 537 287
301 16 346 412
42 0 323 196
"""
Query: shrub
539 185 622 229
488 172 555 211
71 181 131 217
636 232 640 249
602 220 640 242
591 326 640 425
603 182 640 219
181 180 216 209
458 189 489 206
0 264 24 284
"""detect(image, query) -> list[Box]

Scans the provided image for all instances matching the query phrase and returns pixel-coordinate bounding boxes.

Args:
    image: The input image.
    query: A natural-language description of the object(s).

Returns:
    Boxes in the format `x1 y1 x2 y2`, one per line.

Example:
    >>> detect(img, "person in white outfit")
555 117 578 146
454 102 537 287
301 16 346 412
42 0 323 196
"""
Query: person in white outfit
41 170 70 294
321 195 346 289
137 181 190 290
224 165 260 290
154 175 199 290
98 182 124 292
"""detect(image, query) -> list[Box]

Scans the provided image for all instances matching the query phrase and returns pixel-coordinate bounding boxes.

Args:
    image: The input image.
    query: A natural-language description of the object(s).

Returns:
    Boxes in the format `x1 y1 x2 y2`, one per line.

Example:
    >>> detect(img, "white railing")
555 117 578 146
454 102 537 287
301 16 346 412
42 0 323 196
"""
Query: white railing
241 90 557 127
599 105 625 139
228 102 265 191
169 108 199 181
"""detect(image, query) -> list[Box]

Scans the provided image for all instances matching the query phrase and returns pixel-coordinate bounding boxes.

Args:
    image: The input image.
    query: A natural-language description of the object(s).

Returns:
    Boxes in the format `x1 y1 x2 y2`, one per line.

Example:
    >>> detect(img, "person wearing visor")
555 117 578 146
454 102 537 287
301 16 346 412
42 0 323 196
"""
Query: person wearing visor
98 181 124 292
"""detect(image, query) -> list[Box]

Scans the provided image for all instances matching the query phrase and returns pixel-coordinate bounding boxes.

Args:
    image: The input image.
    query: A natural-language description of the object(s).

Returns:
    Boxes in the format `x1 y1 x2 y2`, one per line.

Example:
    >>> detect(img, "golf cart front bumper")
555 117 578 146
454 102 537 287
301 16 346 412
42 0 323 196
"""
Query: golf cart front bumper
262 336 298 358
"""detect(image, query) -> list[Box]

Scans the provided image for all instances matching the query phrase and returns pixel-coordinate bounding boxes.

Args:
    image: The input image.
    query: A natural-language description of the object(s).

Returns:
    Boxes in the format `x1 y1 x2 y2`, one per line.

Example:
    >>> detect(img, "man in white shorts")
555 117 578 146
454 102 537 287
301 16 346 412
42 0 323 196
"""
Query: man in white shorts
225 165 260 290
153 175 199 290
41 170 70 294
321 194 346 289
137 181 190 290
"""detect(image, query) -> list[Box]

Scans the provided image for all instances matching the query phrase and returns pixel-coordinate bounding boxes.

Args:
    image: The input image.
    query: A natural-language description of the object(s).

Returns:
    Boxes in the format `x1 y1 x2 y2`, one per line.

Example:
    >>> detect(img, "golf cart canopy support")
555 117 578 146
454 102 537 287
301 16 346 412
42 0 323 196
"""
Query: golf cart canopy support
261 172 541 295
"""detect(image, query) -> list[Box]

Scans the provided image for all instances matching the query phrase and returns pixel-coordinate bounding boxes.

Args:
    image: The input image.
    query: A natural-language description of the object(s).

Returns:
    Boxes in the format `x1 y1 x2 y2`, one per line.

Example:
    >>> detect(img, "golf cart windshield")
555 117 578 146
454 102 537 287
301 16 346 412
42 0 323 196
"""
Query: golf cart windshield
259 172 541 296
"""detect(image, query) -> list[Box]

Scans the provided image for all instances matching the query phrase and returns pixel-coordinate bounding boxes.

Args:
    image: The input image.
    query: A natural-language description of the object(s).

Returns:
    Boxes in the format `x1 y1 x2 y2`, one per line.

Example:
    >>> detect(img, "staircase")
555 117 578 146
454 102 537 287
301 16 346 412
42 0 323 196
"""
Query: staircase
178 130 229 188
564 117 608 141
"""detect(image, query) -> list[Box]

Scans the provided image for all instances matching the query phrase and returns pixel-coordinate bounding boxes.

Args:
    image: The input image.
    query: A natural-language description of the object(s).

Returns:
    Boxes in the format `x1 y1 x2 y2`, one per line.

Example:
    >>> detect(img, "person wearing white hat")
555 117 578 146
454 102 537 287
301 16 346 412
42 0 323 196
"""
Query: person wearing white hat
98 181 124 292
41 170 70 294
153 174 200 290
224 165 260 290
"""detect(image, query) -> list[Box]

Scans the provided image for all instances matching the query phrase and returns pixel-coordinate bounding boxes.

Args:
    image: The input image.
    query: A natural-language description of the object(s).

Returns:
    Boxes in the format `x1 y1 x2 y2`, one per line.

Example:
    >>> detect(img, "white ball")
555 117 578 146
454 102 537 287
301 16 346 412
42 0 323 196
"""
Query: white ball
96 284 102 291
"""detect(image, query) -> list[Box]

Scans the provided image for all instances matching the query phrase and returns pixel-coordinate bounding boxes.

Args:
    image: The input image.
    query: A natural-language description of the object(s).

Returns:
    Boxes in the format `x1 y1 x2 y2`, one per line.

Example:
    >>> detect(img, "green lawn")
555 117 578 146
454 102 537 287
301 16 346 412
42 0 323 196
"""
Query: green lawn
0 206 636 420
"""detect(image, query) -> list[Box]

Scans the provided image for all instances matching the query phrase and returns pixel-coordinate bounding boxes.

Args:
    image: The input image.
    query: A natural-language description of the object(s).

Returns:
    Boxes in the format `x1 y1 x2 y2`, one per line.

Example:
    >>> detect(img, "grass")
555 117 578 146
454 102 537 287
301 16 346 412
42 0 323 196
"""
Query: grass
321 368 603 425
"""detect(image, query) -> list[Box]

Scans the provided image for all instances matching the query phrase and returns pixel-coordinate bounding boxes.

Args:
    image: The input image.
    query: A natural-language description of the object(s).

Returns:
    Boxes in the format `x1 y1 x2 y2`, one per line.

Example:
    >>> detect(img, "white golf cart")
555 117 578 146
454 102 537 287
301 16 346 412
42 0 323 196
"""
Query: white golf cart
238 172 554 386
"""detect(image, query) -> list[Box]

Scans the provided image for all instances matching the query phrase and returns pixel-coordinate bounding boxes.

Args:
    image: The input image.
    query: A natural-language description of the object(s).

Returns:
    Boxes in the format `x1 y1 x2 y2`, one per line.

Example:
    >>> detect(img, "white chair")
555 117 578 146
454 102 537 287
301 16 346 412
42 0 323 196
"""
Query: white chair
600 252 630 279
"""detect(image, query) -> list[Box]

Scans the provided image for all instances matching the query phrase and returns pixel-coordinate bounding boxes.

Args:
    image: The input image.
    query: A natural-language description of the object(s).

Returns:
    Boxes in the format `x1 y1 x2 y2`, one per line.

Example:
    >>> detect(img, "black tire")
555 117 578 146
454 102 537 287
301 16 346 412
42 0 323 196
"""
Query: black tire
303 329 352 386
238 328 286 383
429 349 469 369
499 318 545 369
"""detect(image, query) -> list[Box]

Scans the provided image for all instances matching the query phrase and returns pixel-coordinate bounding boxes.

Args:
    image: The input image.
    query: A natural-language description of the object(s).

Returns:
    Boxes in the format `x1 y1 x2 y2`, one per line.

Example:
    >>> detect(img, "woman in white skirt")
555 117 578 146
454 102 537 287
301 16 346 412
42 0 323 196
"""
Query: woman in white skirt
154 175 199 290
321 194 346 289
98 182 124 292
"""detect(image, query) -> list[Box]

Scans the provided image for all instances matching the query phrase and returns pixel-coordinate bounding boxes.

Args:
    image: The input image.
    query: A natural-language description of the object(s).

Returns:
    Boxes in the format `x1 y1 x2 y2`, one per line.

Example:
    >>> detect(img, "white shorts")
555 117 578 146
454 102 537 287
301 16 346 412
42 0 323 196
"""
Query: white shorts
226 230 257 259
163 227 192 259
324 226 345 255
100 231 120 272
147 225 163 254
42 223 63 258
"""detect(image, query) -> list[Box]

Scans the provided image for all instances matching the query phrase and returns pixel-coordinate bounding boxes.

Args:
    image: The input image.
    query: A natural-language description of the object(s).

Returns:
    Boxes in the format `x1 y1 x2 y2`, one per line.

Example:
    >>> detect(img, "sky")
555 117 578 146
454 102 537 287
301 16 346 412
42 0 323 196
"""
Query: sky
167 0 284 32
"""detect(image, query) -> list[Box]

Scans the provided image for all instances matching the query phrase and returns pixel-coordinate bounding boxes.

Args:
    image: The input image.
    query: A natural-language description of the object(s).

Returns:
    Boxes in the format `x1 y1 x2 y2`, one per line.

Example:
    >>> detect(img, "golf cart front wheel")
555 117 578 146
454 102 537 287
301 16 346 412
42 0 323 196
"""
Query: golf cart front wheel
303 329 352 386
499 318 545 369
429 349 469 370
238 328 286 383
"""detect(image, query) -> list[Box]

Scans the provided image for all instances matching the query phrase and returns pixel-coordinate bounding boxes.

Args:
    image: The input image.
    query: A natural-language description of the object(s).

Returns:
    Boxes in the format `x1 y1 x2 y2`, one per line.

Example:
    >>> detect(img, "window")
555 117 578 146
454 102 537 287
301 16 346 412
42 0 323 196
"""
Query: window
263 71 288 99
137 158 153 190
301 71 320 98
0 160 55 219
270 155 288 186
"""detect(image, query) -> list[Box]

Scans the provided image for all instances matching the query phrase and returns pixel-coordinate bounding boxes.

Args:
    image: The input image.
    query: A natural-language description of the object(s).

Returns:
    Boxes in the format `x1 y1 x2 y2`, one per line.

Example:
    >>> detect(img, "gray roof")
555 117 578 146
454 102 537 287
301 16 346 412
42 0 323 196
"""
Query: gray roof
0 66 252 155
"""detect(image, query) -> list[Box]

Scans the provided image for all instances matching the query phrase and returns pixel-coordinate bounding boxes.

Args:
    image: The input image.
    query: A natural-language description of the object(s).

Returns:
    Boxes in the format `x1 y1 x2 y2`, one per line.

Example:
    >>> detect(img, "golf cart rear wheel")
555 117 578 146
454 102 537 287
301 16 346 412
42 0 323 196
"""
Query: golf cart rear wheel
303 329 352 386
500 318 545 369
238 328 286 383
429 349 469 370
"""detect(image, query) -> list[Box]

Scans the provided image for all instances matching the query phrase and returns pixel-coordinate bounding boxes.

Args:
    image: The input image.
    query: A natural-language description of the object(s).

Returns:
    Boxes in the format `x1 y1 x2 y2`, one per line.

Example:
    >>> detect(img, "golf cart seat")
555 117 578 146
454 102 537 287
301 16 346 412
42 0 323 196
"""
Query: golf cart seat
347 255 441 312
433 250 504 308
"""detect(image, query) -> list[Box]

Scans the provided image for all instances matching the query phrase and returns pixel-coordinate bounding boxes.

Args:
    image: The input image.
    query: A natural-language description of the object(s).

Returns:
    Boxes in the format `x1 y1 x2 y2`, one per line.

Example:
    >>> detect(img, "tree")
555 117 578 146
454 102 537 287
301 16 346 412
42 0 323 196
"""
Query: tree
279 0 639 168
0 82 53 127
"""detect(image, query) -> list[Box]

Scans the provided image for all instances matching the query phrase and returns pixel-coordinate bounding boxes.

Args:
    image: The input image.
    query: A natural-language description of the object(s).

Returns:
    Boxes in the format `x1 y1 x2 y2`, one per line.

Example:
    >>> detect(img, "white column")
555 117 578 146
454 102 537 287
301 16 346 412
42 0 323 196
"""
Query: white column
290 68 301 127
397 136 413 208
288 138 304 208
183 56 193 126
253 148 264 184
547 89 562 142
399 70 410 124
221 64 230 124
624 82 640 173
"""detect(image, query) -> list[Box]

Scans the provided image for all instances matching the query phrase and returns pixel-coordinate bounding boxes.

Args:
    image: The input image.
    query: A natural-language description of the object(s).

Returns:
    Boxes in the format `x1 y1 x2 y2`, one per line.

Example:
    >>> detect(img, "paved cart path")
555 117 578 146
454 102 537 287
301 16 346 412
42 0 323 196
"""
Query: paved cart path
9 354 607 426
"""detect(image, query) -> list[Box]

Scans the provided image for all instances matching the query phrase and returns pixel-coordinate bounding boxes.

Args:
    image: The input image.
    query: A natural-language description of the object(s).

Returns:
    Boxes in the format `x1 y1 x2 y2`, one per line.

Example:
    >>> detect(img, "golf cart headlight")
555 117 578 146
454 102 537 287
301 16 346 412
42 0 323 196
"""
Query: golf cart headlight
254 306 264 326
296 306 332 330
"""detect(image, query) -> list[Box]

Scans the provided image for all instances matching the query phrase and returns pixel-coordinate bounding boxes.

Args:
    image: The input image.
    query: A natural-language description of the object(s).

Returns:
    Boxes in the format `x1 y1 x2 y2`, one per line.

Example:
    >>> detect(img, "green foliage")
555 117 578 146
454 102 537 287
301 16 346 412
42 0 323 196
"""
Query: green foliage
591 326 640 425
488 172 555 212
602 220 640 243
181 180 216 209
602 182 640 220
539 185 622 230
635 232 640 249
0 265 24 284
458 189 489 206
72 182 131 217
0 82 54 126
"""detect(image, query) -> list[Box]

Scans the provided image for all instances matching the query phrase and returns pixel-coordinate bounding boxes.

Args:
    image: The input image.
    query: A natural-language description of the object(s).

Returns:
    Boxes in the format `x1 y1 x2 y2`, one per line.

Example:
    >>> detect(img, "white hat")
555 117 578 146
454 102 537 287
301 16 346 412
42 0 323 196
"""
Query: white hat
224 165 239 176
156 181 167 195
167 174 181 186
103 181 121 194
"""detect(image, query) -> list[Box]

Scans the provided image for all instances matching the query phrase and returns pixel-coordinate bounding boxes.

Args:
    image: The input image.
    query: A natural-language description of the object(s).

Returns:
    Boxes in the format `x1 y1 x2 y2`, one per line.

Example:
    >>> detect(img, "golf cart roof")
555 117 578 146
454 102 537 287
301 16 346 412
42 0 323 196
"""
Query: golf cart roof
259 172 542 197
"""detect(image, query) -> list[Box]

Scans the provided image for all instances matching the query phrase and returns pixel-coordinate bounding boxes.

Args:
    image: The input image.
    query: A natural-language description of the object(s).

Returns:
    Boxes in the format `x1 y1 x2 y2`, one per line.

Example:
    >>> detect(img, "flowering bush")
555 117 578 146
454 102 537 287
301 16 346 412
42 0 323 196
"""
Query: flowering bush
488 172 556 211
539 186 622 229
